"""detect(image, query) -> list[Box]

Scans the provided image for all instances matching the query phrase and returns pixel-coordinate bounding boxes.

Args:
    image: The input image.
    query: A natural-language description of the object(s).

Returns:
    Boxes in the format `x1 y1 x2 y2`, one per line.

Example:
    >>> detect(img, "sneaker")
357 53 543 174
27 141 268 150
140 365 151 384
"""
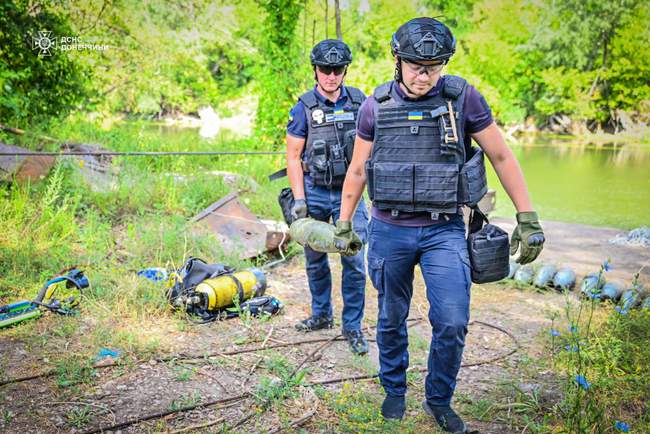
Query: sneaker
422 401 467 433
295 315 334 332
381 395 406 420
342 329 369 355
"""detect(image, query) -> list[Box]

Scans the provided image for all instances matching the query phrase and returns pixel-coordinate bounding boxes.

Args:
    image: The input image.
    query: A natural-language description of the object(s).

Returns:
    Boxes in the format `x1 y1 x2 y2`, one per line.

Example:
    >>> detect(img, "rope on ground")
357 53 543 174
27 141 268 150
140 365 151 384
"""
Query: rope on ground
74 318 519 433
267 406 318 434
79 394 248 434
228 331 341 431
0 317 422 387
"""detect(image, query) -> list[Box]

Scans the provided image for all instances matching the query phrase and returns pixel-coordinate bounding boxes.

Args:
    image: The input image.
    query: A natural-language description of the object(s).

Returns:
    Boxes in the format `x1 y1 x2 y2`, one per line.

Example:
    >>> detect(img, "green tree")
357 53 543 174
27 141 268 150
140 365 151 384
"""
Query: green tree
0 0 92 125
528 0 647 121
253 0 303 148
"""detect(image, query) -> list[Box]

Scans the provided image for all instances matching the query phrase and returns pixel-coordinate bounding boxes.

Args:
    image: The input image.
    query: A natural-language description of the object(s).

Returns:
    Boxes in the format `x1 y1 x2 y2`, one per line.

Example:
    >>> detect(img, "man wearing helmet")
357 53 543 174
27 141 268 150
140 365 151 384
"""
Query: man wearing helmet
333 18 545 432
285 39 370 355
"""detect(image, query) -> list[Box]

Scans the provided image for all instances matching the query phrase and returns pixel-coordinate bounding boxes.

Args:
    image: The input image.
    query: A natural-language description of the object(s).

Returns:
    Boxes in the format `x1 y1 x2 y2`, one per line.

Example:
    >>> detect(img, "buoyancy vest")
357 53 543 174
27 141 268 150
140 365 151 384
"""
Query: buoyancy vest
301 86 365 187
365 76 487 217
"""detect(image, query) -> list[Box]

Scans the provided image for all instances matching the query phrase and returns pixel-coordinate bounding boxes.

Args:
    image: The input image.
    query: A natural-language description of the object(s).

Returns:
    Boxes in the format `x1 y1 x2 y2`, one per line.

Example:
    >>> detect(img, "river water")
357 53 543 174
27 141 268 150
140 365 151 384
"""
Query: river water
487 140 649 229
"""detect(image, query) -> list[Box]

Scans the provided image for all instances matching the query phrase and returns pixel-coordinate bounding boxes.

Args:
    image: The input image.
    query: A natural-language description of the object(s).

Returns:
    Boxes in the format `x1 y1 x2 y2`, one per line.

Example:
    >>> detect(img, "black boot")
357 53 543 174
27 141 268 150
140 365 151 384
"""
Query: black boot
422 401 467 433
381 395 406 420
295 315 334 332
342 329 369 355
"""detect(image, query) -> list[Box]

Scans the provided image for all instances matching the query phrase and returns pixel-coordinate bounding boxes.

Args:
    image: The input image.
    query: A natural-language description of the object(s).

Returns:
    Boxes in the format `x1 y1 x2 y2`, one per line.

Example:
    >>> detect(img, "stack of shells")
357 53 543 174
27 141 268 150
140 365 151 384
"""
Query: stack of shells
506 262 649 312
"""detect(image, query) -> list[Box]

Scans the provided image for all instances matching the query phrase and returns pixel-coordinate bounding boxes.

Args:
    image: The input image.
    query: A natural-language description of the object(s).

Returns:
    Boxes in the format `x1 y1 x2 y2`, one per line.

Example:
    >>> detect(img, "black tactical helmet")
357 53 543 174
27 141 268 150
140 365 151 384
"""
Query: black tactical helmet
391 17 456 63
310 39 353 67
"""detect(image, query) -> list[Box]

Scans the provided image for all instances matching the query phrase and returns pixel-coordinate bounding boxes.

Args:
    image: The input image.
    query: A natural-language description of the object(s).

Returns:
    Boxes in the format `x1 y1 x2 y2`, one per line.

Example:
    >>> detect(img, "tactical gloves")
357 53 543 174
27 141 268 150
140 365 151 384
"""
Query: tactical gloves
510 211 545 264
333 220 362 256
291 199 308 220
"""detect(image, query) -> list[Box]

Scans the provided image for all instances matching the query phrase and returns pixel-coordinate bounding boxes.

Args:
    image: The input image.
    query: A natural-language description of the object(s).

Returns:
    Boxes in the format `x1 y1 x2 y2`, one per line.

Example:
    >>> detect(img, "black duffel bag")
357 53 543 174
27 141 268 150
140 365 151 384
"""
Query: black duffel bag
467 206 510 283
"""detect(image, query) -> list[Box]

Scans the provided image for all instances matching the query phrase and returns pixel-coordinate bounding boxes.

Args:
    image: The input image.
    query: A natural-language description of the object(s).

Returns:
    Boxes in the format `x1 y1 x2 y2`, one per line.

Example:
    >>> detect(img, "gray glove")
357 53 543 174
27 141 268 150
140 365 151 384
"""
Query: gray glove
291 199 308 220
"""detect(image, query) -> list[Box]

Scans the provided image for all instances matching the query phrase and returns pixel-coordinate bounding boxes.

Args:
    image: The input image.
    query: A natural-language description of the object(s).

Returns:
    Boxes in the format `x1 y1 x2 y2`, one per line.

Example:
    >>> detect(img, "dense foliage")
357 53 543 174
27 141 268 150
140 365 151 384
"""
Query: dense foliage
1 0 649 135
0 1 92 124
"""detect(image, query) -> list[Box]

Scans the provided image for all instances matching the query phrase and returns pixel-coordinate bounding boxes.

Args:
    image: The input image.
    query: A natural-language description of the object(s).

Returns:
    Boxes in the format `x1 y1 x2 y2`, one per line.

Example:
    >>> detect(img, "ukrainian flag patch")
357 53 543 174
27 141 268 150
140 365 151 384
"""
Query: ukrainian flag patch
408 111 424 120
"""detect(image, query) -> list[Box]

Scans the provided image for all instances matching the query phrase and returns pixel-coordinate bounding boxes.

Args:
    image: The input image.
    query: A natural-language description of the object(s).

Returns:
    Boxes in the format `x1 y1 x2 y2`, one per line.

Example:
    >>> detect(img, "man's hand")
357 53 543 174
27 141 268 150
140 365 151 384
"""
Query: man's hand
291 199 308 220
333 220 362 256
510 211 545 264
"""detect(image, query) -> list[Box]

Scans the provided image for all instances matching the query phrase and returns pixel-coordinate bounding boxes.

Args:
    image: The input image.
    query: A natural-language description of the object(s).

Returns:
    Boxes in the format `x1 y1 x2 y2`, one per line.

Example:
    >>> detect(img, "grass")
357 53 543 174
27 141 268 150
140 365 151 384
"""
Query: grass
54 354 96 388
169 391 202 411
0 116 287 376
65 405 93 429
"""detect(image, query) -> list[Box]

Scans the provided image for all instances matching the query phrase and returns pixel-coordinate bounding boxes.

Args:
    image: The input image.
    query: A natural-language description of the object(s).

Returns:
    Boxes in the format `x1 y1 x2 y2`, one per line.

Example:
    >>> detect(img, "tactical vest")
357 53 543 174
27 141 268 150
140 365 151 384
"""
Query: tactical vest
365 76 487 217
301 86 365 187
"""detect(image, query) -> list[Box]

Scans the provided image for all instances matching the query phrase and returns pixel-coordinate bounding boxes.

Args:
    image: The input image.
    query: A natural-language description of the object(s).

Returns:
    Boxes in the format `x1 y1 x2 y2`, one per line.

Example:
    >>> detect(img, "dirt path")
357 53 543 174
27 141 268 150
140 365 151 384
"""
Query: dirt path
1 220 646 433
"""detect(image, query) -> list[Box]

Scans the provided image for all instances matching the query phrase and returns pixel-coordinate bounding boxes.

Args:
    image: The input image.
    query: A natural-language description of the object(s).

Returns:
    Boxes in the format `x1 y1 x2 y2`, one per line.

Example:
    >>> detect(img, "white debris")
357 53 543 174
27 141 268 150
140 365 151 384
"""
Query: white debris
609 227 650 247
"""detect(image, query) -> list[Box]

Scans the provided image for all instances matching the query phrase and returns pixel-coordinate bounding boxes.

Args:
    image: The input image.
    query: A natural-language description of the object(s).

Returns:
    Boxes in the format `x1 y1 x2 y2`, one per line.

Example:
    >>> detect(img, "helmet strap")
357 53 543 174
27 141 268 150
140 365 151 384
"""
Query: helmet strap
394 57 402 83
394 57 417 96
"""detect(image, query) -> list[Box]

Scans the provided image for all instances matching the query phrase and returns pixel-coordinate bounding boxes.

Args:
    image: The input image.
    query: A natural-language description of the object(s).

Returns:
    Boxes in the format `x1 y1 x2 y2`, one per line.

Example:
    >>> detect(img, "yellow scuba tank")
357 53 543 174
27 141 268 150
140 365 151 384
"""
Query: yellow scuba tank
194 268 267 311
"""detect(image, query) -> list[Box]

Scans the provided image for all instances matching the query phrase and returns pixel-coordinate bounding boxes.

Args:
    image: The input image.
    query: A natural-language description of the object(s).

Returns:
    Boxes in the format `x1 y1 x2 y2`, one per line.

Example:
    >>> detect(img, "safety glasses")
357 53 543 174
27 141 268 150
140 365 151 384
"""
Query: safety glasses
317 65 346 76
403 59 444 76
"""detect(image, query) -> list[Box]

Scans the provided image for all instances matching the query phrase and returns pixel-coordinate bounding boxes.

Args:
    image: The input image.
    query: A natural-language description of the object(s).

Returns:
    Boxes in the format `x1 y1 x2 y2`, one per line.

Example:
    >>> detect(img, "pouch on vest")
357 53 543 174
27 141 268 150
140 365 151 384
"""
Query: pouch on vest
344 129 356 162
305 138 349 187
278 187 296 226
459 147 488 207
467 207 510 283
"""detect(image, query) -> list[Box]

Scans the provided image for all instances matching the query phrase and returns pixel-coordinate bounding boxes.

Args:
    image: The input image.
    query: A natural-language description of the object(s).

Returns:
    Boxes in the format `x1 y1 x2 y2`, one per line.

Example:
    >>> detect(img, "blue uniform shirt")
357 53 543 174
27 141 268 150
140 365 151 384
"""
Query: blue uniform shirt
286 85 364 139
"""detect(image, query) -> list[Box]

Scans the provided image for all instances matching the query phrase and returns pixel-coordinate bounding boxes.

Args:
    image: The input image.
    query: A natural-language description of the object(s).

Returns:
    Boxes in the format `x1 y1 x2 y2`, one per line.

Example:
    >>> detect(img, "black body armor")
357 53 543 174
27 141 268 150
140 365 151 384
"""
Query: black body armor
301 86 365 188
365 76 487 217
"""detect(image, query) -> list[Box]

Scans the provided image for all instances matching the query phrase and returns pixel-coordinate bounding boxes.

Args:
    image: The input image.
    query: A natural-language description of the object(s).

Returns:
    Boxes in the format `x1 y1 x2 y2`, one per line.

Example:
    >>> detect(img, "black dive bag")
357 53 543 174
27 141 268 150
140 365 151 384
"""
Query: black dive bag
467 207 510 283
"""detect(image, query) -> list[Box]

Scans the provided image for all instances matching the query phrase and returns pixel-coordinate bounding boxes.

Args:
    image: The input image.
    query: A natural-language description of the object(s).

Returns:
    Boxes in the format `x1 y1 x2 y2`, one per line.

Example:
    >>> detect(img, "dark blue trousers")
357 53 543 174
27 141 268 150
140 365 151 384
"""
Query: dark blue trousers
303 175 368 331
367 216 471 406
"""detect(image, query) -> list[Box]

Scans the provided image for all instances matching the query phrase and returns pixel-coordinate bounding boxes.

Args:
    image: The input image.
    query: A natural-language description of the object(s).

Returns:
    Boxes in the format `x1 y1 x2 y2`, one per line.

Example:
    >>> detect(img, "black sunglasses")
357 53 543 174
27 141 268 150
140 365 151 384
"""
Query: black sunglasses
317 65 346 76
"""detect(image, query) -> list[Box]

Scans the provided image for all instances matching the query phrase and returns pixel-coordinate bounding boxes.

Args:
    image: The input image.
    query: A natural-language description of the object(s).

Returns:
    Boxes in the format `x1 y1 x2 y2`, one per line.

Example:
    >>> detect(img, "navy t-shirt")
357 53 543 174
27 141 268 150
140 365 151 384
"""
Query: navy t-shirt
357 77 494 227
287 85 366 139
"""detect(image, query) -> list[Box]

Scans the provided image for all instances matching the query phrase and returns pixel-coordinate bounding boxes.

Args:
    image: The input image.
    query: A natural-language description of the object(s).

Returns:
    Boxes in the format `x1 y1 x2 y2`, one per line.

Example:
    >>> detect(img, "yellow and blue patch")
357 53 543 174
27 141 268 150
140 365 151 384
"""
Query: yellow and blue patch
408 111 424 120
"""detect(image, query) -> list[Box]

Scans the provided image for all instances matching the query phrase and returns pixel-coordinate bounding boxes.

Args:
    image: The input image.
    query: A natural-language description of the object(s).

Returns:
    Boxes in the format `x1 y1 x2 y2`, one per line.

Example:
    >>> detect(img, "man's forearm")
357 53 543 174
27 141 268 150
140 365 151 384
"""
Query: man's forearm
287 159 305 200
339 170 366 221
491 156 533 213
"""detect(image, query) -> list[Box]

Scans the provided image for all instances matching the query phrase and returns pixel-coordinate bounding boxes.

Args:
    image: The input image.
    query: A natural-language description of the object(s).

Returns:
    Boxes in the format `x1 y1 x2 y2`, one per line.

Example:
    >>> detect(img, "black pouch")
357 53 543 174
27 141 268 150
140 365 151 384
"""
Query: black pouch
344 129 356 162
278 187 295 226
467 207 510 283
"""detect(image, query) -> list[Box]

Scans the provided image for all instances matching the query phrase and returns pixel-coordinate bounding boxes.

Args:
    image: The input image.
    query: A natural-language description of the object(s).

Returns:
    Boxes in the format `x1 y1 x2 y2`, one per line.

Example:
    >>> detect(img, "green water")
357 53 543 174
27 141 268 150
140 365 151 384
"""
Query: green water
487 142 650 229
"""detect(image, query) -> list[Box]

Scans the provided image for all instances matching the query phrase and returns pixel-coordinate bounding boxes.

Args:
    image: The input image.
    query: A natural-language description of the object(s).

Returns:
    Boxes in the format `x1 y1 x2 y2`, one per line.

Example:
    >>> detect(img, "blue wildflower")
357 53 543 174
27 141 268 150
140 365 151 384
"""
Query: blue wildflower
565 344 579 352
615 421 629 432
575 375 591 390
568 325 578 333
615 306 628 315
603 260 612 272
551 328 561 337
